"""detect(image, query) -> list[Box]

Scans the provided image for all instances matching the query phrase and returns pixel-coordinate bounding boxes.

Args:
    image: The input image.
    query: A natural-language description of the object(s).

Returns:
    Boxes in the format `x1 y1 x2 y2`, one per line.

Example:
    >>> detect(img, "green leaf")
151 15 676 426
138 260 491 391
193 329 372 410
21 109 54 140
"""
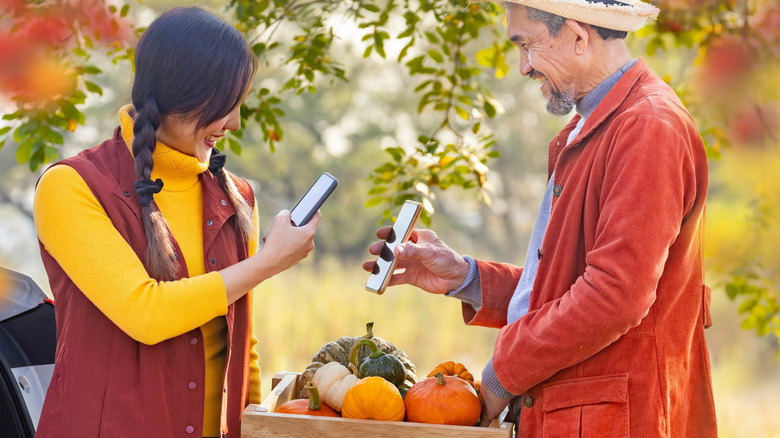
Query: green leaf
85 81 103 96
484 101 496 118
81 65 102 75
72 47 88 57
120 4 130 17
428 50 443 63
16 138 35 164
368 186 387 195
227 137 242 155
365 197 384 208
454 106 470 120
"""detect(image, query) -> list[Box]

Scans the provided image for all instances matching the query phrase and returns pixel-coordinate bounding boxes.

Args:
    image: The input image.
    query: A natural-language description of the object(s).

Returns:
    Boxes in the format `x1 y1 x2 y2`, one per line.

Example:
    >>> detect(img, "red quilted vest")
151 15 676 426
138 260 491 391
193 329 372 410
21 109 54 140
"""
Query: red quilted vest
36 128 254 438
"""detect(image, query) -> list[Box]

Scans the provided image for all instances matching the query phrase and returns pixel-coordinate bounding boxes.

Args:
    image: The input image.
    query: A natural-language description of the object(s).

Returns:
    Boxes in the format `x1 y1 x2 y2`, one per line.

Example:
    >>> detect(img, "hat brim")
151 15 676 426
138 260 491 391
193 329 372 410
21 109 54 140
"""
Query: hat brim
475 0 660 32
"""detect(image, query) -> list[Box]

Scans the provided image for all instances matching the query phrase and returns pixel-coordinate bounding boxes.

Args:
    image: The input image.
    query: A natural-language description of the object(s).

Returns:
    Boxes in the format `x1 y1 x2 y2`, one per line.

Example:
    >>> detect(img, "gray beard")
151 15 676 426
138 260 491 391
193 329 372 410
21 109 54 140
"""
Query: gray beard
546 87 576 116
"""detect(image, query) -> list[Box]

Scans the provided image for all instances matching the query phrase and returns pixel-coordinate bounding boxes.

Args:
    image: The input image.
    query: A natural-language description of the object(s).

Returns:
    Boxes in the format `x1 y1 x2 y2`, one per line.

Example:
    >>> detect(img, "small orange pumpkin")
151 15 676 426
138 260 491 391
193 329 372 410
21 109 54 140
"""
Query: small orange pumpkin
405 372 481 426
341 376 405 421
427 360 476 389
275 382 340 417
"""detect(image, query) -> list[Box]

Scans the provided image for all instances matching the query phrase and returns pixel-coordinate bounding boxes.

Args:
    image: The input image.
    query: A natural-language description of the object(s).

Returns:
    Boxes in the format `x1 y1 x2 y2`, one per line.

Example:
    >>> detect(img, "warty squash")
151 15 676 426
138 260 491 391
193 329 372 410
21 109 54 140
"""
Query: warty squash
297 322 417 398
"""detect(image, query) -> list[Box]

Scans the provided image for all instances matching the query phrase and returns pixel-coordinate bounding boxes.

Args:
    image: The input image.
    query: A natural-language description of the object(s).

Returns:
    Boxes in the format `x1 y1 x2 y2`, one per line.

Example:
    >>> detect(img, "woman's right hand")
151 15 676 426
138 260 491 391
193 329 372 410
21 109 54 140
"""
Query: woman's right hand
261 209 320 275
220 209 320 304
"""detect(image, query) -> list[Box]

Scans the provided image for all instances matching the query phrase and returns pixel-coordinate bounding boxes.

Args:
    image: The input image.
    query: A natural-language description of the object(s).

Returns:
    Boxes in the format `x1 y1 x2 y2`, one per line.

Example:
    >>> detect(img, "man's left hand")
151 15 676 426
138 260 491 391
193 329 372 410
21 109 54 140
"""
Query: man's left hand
479 384 512 427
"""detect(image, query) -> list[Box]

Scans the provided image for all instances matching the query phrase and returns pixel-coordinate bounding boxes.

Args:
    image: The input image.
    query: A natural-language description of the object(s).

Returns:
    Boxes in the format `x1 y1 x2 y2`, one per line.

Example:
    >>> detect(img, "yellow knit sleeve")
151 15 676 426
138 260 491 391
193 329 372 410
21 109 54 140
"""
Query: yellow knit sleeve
34 165 228 345
247 201 262 403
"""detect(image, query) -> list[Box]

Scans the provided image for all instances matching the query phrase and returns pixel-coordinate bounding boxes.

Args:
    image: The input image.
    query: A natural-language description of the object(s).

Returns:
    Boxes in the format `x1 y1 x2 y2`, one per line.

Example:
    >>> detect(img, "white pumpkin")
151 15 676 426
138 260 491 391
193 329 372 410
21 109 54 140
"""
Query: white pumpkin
311 362 359 412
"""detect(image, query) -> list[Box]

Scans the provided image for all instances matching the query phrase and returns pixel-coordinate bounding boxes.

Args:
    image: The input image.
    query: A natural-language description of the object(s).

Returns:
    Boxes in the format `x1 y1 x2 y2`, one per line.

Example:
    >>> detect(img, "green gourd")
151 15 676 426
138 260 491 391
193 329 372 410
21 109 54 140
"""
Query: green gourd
350 337 406 388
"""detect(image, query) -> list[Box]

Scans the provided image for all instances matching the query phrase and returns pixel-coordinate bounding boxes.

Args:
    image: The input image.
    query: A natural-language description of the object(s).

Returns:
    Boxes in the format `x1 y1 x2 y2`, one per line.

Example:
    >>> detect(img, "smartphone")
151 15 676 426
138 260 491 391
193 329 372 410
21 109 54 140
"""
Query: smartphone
290 172 338 226
365 200 423 295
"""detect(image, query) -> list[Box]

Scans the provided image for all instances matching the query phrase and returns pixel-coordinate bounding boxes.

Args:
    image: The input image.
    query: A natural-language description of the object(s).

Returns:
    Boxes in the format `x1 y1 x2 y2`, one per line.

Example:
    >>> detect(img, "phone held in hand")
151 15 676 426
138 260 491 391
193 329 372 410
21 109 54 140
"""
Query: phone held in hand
290 172 338 226
365 200 423 295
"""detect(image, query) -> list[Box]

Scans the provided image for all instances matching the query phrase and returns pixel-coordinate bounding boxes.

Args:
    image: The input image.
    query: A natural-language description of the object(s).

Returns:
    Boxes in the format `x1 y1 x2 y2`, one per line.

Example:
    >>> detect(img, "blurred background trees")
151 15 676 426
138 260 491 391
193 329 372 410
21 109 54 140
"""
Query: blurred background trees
1 0 778 435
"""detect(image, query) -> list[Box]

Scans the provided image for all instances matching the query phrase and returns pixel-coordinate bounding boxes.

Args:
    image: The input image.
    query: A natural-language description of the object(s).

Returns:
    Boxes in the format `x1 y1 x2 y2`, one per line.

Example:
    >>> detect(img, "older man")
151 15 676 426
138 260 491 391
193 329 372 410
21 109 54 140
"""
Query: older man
365 0 717 436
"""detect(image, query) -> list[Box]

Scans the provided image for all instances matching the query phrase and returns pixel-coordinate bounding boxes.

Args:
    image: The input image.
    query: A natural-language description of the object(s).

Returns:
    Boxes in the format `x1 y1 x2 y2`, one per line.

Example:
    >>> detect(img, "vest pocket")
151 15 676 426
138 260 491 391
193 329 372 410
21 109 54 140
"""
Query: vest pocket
541 374 629 438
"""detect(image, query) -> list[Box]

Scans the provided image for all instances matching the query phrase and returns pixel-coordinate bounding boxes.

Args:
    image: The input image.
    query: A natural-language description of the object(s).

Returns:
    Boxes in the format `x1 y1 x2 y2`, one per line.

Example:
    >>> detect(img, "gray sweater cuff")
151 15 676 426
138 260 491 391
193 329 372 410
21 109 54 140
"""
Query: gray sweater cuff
445 256 482 311
482 358 515 399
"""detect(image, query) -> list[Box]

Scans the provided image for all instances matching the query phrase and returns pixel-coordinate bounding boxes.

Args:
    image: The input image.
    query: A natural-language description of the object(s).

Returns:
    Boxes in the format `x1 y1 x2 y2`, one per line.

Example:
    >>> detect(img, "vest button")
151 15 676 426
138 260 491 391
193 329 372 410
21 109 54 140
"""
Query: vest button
185 425 194 434
553 184 562 197
206 219 213 226
523 395 534 408
221 200 227 206
190 337 198 345
211 258 217 264
188 381 196 390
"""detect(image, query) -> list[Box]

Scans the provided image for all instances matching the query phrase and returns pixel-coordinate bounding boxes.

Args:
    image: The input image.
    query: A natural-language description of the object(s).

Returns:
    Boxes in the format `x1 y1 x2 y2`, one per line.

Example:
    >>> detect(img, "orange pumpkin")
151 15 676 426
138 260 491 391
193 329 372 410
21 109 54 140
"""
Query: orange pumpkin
427 360 476 389
404 372 481 426
276 382 340 417
341 376 405 421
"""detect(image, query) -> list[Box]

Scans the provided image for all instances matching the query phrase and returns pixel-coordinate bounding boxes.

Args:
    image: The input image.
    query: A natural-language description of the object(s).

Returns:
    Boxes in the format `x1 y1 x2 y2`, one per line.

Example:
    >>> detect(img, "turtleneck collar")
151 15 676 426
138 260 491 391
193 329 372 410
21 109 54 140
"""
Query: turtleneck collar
118 104 210 192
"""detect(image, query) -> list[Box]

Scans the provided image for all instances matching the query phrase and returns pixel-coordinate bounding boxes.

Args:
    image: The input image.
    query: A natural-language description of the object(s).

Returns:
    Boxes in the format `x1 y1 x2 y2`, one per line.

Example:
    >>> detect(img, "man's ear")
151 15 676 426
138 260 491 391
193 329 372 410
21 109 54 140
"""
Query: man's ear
564 19 590 56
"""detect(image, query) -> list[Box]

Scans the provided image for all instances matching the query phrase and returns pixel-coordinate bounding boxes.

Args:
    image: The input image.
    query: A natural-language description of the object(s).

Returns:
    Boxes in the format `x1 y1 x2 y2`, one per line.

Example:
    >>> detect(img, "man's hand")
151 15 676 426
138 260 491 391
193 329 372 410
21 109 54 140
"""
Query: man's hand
479 384 512 427
362 227 469 294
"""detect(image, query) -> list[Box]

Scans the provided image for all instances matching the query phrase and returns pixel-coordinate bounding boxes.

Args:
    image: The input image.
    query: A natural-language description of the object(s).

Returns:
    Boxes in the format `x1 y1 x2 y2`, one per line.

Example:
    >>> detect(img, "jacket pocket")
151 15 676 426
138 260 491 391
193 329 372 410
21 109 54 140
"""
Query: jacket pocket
542 374 629 438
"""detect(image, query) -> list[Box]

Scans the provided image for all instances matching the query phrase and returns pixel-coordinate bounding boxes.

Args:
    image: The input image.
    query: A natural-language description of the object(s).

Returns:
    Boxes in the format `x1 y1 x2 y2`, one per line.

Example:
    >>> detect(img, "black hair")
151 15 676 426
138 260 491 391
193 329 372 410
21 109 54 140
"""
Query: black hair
131 6 258 280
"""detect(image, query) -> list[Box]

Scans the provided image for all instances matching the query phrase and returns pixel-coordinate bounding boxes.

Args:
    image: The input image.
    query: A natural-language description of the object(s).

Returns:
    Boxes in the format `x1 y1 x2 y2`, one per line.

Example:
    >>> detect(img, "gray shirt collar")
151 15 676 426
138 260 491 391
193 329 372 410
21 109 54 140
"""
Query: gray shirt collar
576 58 638 119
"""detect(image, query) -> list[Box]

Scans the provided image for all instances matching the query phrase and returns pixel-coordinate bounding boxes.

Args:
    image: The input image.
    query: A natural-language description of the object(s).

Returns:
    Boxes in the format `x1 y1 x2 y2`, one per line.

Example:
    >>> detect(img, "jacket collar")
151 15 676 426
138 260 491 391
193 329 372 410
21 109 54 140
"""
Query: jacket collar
548 58 649 177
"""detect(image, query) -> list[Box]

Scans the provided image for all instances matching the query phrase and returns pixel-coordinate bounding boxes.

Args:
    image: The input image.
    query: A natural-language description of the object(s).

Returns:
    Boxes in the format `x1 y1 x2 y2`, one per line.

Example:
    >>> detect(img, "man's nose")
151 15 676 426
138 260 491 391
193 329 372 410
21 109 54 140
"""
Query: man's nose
519 53 532 77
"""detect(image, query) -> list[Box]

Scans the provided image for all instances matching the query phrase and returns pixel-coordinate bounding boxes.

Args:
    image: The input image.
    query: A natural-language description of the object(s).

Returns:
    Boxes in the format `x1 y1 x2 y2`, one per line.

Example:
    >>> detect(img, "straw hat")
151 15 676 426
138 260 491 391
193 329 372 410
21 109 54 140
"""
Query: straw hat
477 0 660 32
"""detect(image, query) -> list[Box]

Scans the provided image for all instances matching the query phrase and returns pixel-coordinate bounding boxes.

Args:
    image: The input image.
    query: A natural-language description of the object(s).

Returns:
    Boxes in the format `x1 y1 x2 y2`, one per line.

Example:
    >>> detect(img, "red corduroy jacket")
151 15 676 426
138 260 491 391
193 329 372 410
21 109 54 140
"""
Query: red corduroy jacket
36 129 255 438
464 59 717 437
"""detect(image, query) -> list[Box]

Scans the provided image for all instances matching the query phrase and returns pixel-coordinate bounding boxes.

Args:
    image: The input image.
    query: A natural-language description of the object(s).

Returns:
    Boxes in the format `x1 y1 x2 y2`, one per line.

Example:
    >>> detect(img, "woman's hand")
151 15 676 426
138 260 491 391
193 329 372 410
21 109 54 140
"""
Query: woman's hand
362 227 469 294
221 210 320 304
261 210 320 275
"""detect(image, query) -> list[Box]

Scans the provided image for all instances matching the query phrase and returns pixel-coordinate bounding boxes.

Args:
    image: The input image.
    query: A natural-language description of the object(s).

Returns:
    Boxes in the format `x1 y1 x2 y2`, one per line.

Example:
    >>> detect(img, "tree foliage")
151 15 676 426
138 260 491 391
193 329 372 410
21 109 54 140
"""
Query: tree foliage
1 0 778 345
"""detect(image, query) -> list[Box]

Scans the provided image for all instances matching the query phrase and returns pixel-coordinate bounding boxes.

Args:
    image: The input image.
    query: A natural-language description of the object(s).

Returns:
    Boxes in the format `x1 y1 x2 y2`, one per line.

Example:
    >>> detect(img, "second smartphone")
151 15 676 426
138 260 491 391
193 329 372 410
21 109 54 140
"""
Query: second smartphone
365 200 423 295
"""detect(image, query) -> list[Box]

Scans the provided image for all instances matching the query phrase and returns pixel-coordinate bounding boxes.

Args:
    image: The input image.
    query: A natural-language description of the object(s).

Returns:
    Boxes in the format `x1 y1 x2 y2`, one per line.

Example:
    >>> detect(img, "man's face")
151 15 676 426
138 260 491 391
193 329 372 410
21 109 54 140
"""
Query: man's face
506 6 577 115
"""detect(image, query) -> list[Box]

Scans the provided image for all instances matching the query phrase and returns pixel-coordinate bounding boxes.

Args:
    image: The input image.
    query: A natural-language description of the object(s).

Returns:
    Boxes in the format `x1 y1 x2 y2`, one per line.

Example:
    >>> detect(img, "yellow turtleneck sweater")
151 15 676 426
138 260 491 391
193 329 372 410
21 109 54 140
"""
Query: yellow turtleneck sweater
34 106 261 436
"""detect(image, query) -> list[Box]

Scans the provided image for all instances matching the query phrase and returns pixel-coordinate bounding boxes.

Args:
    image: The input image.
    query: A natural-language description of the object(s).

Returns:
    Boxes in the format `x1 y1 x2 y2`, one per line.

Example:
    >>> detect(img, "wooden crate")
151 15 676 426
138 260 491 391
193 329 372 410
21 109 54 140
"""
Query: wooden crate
242 372 514 438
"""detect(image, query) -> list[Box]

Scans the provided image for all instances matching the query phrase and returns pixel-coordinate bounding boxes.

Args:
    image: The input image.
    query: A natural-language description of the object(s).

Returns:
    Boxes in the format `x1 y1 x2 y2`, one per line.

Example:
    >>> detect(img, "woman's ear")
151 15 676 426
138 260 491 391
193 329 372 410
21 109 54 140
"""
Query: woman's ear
564 19 590 56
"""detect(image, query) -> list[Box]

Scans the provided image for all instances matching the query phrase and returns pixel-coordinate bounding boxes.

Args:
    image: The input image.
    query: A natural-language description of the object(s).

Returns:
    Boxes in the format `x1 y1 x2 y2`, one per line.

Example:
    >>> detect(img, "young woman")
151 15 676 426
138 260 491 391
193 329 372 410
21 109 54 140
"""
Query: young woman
33 7 318 437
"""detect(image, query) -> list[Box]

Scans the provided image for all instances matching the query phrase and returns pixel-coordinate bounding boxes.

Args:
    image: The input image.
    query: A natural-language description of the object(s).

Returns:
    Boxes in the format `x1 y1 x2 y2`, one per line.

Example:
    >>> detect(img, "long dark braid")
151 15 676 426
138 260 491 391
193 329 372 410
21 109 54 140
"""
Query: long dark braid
209 150 257 244
132 96 179 281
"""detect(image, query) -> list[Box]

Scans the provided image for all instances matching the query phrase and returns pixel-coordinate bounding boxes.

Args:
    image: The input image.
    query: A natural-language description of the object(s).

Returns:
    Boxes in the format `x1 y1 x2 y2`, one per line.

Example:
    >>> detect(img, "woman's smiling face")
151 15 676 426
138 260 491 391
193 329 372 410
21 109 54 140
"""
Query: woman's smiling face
156 102 242 162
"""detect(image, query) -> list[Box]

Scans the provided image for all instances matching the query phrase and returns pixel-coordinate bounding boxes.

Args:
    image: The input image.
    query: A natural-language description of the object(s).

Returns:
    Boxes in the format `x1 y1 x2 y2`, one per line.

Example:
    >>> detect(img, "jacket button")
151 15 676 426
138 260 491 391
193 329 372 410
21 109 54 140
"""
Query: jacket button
221 199 227 206
553 185 562 197
523 396 534 408
185 425 194 434
123 191 130 197
173 253 178 259
188 381 196 390
190 337 198 345
206 219 213 226
211 258 217 264
537 249 542 261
